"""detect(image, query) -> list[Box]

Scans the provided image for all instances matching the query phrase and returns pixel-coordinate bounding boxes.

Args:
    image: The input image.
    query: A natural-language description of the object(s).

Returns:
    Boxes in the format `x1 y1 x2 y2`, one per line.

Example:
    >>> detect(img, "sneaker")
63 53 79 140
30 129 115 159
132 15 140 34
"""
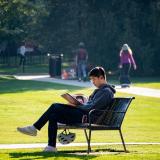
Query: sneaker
43 146 57 152
17 125 37 136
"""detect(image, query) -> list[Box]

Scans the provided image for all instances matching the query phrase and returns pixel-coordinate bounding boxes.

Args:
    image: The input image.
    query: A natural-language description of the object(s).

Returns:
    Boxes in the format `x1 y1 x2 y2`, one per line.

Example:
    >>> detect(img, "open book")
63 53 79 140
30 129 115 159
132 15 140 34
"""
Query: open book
61 93 85 106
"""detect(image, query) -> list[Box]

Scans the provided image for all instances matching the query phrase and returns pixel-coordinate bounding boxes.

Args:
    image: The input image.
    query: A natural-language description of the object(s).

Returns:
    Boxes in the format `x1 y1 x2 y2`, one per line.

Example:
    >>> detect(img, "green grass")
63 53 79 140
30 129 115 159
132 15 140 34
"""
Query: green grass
0 64 49 74
0 75 160 159
130 77 160 89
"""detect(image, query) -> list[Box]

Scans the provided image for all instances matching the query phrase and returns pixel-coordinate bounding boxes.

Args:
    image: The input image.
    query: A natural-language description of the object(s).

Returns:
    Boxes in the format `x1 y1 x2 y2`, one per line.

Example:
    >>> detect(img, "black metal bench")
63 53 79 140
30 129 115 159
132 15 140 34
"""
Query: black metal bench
58 97 135 153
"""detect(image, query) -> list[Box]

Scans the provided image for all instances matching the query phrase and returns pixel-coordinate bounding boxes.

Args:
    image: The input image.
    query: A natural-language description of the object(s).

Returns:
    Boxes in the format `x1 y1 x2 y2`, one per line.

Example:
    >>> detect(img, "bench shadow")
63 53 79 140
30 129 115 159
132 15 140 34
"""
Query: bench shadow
94 148 129 153
9 148 126 159
9 150 96 160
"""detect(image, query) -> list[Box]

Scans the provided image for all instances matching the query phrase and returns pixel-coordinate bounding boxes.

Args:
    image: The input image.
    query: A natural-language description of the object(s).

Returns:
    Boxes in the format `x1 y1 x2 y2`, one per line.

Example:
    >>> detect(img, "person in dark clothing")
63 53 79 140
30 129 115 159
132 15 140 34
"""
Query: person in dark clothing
17 66 116 152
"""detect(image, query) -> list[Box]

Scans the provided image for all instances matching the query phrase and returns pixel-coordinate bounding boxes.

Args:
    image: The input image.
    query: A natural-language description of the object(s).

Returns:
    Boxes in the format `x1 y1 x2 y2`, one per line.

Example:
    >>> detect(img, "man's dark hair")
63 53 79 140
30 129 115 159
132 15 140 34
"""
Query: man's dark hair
89 67 106 80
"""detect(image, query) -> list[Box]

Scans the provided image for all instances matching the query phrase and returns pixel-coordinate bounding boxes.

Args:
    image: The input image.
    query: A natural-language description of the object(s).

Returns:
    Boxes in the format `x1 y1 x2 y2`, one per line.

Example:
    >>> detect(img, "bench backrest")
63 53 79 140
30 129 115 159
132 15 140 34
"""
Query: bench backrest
94 97 134 128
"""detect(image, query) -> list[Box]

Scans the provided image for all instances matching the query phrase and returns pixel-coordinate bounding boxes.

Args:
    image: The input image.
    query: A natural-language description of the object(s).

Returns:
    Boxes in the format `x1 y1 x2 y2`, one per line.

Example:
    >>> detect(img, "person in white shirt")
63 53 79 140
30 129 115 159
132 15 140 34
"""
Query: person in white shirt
19 43 26 66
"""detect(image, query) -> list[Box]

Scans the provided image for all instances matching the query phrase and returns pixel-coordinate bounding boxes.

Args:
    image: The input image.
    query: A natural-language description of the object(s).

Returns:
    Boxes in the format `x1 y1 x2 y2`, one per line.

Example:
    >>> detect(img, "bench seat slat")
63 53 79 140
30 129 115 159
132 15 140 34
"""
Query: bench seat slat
58 123 119 130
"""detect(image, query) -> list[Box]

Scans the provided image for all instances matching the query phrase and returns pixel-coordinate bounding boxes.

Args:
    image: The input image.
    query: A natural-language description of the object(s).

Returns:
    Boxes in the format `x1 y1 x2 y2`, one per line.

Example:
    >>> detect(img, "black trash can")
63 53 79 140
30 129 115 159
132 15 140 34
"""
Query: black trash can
49 54 62 77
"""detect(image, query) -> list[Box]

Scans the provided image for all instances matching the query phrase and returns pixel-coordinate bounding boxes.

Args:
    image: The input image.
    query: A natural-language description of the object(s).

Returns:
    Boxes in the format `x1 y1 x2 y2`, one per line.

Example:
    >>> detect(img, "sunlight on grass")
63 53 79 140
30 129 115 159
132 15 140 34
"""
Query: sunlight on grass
0 76 160 159
0 76 159 144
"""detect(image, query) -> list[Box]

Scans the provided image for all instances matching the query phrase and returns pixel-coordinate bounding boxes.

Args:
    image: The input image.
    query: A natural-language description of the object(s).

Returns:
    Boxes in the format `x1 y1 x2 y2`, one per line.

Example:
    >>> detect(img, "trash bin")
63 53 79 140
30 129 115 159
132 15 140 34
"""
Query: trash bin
49 54 62 77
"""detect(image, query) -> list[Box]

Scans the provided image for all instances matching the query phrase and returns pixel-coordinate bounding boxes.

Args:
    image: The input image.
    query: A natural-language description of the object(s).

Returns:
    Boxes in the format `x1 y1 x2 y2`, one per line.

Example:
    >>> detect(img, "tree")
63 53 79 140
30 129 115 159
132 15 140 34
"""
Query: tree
0 0 160 75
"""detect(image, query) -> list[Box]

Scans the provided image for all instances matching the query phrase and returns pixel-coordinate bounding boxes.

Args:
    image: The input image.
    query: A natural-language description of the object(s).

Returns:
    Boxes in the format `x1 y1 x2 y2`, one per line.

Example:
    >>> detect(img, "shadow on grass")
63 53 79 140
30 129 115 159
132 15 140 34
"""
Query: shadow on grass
0 75 83 94
94 148 128 153
9 151 96 160
9 148 126 159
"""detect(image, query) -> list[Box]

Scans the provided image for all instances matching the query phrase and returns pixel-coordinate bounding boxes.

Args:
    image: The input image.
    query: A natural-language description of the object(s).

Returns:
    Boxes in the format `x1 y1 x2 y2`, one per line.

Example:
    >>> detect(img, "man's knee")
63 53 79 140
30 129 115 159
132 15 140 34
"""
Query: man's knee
49 103 64 112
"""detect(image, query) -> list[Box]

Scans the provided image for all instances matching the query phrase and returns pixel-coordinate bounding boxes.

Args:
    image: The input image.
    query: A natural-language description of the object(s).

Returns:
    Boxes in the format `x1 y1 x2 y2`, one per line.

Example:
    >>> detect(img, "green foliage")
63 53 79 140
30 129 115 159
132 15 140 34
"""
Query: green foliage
0 0 160 75
0 0 48 41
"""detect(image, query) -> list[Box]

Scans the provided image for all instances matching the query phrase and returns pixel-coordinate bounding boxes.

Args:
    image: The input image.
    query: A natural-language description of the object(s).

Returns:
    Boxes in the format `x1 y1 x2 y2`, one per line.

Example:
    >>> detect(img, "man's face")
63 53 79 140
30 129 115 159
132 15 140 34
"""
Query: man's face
90 76 103 88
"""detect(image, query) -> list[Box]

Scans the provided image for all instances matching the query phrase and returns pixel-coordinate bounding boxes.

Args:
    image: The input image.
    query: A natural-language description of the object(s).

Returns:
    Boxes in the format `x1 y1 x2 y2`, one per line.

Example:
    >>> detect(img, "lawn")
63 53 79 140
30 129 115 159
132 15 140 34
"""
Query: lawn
0 64 48 75
130 77 160 89
0 75 160 159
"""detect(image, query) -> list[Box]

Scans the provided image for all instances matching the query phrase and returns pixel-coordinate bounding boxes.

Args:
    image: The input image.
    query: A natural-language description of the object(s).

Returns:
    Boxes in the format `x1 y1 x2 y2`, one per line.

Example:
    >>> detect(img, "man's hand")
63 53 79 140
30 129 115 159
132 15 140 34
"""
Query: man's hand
73 94 88 104
119 65 122 69
133 64 137 70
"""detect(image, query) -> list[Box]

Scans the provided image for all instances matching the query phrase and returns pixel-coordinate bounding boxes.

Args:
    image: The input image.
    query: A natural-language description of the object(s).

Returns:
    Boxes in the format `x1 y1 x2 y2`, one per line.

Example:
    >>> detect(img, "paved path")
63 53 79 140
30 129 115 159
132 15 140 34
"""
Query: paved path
1 142 160 149
14 75 160 98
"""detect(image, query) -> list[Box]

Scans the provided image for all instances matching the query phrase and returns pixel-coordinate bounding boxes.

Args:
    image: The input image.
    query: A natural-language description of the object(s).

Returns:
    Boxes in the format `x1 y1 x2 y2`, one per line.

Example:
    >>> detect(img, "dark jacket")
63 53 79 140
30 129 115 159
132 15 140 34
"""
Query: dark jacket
78 84 116 112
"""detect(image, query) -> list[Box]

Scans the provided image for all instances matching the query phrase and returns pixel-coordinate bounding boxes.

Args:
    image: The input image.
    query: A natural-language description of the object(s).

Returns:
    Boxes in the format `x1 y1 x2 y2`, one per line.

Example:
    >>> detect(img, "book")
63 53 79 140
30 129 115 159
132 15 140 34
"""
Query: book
61 93 85 106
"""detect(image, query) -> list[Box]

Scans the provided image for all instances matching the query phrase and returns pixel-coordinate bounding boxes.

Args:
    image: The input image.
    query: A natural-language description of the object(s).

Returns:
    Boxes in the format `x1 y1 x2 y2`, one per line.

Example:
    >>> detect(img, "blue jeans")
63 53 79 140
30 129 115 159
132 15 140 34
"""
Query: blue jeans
33 103 85 147
77 61 87 80
19 55 26 66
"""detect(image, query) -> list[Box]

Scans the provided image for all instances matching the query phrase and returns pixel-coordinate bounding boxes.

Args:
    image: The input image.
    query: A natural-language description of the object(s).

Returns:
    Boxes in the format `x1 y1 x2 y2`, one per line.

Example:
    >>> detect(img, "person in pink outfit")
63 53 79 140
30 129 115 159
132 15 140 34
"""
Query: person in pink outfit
119 44 137 87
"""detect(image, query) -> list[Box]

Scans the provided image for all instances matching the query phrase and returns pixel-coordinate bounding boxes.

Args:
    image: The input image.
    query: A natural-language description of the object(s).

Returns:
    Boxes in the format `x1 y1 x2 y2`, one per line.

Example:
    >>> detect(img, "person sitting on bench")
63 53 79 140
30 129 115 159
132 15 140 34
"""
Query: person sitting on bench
17 66 116 152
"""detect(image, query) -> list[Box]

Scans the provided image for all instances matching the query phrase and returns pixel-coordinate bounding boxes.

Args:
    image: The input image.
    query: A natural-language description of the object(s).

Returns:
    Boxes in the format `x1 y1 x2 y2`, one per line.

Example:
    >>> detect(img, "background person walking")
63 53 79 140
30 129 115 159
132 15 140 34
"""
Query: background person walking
18 42 26 66
119 44 137 87
75 42 88 81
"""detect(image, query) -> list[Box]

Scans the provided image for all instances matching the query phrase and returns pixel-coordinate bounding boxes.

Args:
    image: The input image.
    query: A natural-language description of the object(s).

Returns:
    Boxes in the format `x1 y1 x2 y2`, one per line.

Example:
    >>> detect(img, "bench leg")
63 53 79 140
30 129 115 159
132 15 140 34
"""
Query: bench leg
119 129 127 152
84 129 92 154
